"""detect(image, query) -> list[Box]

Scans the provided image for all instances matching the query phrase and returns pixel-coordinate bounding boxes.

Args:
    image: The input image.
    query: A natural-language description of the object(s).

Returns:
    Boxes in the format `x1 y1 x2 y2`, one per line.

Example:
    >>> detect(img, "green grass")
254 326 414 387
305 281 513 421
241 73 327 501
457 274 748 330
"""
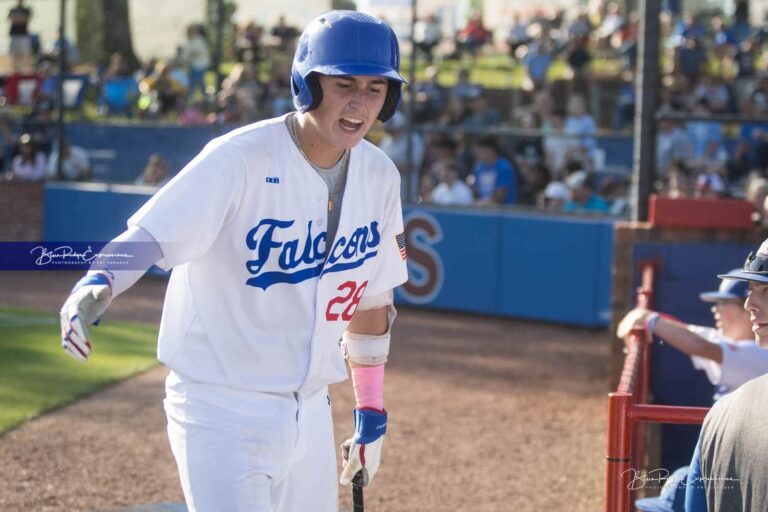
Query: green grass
0 307 159 433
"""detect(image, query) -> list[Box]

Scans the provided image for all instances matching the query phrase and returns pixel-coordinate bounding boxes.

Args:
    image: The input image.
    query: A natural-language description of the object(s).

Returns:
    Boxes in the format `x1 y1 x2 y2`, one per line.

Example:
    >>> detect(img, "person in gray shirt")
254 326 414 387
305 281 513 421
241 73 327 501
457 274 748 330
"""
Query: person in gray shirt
685 239 768 511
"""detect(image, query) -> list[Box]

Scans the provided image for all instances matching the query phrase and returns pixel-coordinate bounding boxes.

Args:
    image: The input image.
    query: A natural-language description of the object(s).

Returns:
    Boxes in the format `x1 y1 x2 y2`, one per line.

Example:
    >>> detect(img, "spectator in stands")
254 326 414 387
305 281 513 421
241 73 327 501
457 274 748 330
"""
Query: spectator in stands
665 161 693 198
694 171 726 198
46 139 90 181
513 112 544 166
692 74 730 114
423 135 465 181
523 26 555 91
10 133 45 181
419 172 436 203
685 250 768 510
7 0 32 72
600 177 630 216
518 162 551 206
462 94 500 128
430 160 474 206
733 39 757 101
675 30 708 83
45 28 78 70
470 136 517 205
139 62 186 117
595 2 624 55
735 95 768 174
450 68 482 101
566 32 592 92
413 14 442 64
613 72 635 132
412 66 445 123
617 12 639 73
438 96 469 127
563 171 609 212
0 115 16 172
101 52 133 82
181 24 211 101
455 12 491 59
135 153 170 187
264 61 293 117
168 52 190 92
539 181 569 211
270 15 299 54
543 110 573 179
506 12 531 60
656 116 693 180
178 99 210 125
217 63 263 123
379 111 426 178
235 21 263 65
564 94 598 161
746 175 768 225
618 267 768 402
567 10 593 41
686 99 724 164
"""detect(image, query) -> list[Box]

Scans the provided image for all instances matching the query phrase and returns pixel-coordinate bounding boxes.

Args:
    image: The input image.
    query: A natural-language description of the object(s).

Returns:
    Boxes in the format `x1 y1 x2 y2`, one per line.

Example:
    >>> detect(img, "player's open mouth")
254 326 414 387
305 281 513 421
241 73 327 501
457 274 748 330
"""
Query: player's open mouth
752 321 768 331
339 117 364 132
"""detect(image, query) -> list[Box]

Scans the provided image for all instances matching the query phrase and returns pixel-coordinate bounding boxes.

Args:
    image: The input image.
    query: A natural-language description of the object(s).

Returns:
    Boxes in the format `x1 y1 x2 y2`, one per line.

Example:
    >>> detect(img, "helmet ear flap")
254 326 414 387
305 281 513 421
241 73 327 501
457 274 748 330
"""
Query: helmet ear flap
377 80 402 122
291 70 324 113
305 74 323 112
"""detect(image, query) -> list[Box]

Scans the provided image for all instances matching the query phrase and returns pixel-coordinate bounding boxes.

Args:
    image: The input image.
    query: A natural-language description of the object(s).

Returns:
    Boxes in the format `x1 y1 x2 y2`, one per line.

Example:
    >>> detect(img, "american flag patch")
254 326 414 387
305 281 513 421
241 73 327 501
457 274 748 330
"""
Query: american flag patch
395 232 407 260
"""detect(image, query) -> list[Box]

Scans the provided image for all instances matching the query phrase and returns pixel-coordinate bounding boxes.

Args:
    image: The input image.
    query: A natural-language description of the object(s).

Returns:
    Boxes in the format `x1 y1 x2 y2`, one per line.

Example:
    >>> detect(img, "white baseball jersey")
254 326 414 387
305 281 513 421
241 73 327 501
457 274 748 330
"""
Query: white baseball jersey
128 114 408 394
688 325 768 397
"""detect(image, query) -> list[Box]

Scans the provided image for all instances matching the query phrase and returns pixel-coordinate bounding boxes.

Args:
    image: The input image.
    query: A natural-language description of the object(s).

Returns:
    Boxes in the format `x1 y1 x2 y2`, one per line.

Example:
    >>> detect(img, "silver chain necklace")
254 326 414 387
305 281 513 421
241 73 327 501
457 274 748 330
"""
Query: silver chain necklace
291 115 349 213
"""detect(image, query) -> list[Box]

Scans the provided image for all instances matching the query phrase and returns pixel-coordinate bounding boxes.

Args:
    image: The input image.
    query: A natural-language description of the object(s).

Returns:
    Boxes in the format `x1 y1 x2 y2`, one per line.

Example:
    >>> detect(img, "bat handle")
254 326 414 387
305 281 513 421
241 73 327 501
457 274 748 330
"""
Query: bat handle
352 471 365 512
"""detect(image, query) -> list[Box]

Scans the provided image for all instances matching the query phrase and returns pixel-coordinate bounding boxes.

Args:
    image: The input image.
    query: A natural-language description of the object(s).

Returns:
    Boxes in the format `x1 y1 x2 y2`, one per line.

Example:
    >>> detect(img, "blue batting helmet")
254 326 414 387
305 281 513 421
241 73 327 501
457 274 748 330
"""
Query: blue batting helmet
719 239 768 284
291 10 407 122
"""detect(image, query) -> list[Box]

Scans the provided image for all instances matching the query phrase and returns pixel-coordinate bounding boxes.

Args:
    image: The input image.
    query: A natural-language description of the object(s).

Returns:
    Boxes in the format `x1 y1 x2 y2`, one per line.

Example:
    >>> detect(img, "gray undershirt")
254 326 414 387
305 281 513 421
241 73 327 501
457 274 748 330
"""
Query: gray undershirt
285 114 348 249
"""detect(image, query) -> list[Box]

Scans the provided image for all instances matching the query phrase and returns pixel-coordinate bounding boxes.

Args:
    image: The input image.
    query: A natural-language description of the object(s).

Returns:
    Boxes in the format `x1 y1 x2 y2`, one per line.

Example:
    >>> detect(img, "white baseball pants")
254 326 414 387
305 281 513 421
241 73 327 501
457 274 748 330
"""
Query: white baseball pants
163 371 338 512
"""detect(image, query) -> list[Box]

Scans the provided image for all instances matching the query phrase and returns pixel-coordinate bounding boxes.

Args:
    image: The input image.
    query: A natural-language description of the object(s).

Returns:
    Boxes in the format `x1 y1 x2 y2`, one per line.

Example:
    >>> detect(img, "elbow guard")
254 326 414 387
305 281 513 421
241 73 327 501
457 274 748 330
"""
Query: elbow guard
341 290 397 366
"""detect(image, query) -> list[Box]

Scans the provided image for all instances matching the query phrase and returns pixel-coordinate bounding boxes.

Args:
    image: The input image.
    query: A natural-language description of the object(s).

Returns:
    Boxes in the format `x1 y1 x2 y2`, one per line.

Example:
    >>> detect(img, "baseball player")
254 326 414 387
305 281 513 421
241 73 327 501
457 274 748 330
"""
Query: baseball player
617 269 768 400
58 11 408 512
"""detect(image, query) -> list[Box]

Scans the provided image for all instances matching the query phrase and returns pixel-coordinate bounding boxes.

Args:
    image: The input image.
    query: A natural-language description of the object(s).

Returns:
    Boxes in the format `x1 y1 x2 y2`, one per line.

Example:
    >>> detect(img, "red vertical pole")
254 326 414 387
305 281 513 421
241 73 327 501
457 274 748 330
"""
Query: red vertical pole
606 393 633 512
633 263 655 505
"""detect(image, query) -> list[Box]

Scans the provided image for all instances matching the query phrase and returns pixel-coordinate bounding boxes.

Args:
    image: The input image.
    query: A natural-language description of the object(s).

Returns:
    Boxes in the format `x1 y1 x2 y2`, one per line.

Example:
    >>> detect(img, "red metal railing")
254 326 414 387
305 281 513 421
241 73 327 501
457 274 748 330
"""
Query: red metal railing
605 263 710 512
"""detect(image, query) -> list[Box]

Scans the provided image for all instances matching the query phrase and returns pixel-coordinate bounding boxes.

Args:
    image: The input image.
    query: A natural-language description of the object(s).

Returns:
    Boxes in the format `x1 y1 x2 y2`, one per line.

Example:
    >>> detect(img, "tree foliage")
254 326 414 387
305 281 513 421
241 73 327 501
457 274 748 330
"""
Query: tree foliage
75 0 139 70
206 0 238 62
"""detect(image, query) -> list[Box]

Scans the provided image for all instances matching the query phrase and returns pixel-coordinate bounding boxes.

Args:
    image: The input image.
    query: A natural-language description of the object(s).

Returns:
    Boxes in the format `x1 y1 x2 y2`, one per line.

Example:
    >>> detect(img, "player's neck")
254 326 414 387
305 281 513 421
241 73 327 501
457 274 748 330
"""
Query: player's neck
293 114 346 168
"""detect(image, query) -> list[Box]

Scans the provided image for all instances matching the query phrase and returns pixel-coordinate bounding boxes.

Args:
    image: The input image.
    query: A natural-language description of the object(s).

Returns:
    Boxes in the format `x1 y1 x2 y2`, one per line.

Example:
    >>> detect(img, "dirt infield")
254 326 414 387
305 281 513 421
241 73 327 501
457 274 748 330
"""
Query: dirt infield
0 271 610 512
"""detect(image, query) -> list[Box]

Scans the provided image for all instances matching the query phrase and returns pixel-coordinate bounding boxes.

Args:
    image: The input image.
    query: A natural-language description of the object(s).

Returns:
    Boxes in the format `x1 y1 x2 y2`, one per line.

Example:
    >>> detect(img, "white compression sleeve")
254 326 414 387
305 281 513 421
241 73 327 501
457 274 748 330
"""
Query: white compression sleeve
87 225 164 298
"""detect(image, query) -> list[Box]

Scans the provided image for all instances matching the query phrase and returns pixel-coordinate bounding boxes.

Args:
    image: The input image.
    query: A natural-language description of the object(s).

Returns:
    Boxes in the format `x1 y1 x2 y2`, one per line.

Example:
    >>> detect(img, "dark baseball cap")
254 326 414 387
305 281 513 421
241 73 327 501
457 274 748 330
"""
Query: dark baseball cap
700 269 749 302
719 239 768 284
634 466 688 512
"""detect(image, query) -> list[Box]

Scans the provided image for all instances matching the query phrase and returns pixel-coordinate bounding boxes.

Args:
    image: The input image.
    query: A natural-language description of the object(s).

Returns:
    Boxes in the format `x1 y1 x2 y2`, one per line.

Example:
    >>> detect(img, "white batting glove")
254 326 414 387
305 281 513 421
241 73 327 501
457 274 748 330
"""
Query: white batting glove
616 307 651 339
59 272 113 362
340 408 386 487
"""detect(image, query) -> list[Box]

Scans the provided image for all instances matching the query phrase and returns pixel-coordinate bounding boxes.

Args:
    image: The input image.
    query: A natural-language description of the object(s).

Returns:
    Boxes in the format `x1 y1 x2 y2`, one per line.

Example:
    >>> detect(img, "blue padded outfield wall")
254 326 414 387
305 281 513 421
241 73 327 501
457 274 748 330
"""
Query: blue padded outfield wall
397 208 613 325
633 242 756 472
45 184 614 327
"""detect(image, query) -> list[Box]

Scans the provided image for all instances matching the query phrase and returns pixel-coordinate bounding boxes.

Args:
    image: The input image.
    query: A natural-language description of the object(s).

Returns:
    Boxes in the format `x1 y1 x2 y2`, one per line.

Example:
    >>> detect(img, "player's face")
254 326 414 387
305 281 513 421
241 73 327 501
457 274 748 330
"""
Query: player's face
711 300 750 336
310 74 388 150
745 282 768 347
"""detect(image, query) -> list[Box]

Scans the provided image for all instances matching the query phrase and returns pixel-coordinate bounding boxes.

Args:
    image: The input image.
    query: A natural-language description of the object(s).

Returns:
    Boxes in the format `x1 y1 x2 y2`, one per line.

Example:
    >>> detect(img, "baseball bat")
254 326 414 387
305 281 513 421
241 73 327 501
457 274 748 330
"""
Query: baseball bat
352 471 364 512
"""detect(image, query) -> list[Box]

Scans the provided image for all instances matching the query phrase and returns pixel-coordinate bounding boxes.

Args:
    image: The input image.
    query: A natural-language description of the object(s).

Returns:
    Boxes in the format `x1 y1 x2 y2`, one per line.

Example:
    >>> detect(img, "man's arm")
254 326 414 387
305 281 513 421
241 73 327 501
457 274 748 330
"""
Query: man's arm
685 436 708 512
339 293 395 487
347 307 388 341
616 307 723 363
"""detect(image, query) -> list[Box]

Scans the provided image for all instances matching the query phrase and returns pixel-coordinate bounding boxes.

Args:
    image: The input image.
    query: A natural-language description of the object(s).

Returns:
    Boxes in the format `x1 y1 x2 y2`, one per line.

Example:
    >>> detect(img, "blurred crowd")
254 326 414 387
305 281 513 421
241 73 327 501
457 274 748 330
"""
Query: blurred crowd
3 0 768 221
